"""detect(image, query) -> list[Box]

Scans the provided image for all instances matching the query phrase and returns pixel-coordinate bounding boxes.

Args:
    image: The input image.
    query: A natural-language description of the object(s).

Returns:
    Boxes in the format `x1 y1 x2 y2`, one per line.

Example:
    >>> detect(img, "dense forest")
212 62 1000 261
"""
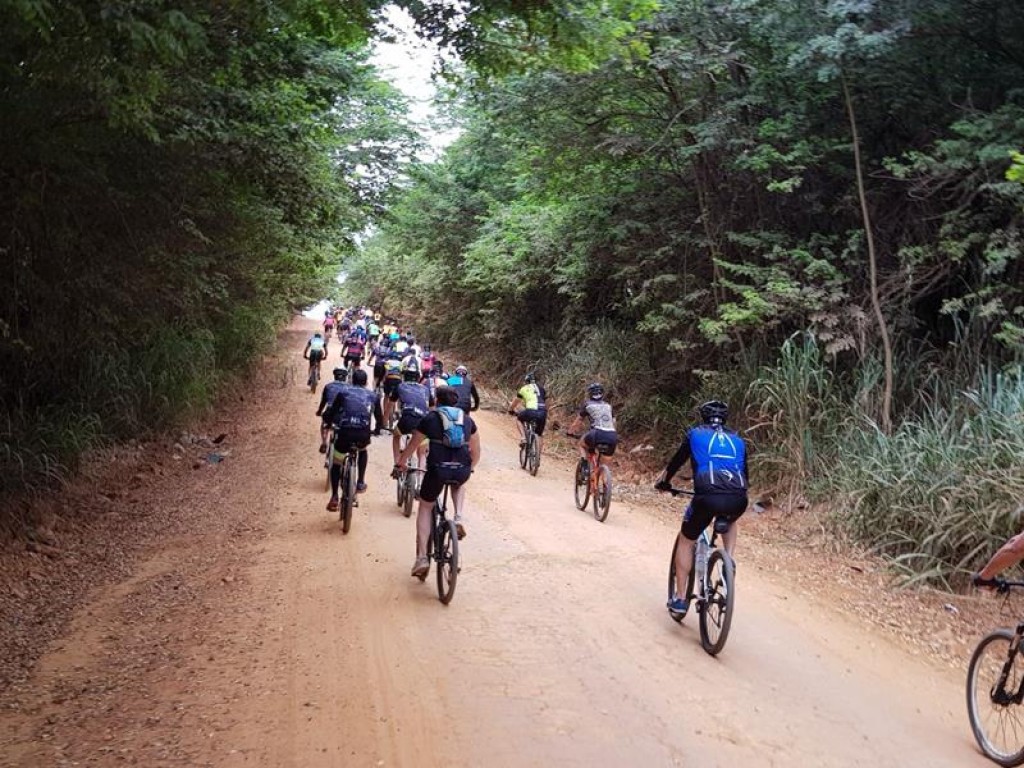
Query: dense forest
341 0 1024 585
3 0 1022 585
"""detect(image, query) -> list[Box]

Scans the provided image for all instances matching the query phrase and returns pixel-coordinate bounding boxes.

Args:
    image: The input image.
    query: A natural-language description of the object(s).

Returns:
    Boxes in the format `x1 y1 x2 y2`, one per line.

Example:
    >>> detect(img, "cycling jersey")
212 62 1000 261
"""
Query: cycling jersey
665 425 748 495
344 338 366 358
383 358 403 380
579 400 615 431
401 353 421 376
517 383 546 411
326 387 377 430
309 336 326 353
318 381 349 416
395 381 430 416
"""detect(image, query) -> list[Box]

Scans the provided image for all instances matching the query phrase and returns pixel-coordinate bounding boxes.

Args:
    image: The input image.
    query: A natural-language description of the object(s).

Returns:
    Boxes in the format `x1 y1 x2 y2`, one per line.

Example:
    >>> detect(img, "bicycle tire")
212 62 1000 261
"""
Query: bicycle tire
323 457 331 493
699 549 735 655
667 534 696 624
592 465 612 522
519 430 528 469
574 459 590 510
403 470 415 518
341 460 355 534
396 470 405 507
528 433 540 476
435 518 459 604
967 629 1024 766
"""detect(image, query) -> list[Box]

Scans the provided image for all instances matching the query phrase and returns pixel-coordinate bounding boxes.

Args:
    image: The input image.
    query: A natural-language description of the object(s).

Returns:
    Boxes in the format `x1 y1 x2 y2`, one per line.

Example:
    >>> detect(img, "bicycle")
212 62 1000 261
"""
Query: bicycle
335 445 359 534
515 415 541 476
967 578 1024 766
418 480 460 604
664 487 736 656
569 433 612 522
395 433 422 518
307 359 321 393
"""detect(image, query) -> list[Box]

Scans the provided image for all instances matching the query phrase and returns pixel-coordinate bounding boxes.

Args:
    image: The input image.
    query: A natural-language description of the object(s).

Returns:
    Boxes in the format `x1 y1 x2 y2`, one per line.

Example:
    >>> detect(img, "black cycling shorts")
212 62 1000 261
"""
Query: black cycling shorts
681 494 747 541
332 426 371 462
382 378 401 397
344 354 362 368
419 462 472 503
396 412 424 436
583 429 618 455
309 349 325 364
518 409 547 436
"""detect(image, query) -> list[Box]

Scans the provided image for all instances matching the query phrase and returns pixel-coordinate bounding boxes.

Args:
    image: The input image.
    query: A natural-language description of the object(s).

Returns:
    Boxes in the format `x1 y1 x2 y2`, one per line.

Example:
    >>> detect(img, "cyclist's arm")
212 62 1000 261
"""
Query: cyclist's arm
373 395 384 430
303 341 311 359
507 395 522 413
568 414 585 435
397 431 427 466
470 384 480 411
316 387 331 415
979 531 1024 580
660 433 692 484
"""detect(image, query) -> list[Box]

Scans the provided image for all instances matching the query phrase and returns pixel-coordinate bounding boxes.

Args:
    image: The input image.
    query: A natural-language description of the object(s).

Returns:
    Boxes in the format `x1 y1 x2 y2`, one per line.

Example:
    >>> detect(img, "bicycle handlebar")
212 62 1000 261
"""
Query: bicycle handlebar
974 575 1024 593
659 485 694 497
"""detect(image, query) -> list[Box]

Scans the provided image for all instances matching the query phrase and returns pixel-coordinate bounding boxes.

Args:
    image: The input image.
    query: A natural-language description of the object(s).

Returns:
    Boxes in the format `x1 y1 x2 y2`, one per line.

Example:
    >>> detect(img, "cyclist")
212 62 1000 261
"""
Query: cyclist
401 345 422 381
323 369 381 510
424 359 447 402
302 332 329 384
380 349 405 427
448 364 480 413
395 386 481 578
323 310 335 337
368 318 381 342
567 382 617 460
507 372 548 457
420 345 436 377
391 368 432 470
315 367 350 453
393 334 410 356
655 400 749 616
369 337 387 390
974 528 1024 586
342 331 366 370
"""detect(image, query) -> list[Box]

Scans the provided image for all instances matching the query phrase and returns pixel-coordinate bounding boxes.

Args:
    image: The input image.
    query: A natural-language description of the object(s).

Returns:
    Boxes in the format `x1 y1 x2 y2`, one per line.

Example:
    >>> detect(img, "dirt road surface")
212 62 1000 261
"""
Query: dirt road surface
0 318 993 767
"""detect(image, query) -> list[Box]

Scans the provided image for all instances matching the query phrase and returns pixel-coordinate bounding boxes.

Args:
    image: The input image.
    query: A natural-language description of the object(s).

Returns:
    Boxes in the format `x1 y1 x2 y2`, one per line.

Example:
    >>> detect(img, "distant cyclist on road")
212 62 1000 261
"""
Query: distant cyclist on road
508 372 548 456
448 365 480 413
567 382 617 460
655 400 748 616
315 367 350 453
322 369 381 510
303 332 329 383
395 386 480 579
342 332 366 369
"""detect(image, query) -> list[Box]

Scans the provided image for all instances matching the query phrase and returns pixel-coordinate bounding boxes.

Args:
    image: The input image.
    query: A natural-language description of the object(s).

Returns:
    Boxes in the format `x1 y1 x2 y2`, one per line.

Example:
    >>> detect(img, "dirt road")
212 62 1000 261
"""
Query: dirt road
0 318 992 767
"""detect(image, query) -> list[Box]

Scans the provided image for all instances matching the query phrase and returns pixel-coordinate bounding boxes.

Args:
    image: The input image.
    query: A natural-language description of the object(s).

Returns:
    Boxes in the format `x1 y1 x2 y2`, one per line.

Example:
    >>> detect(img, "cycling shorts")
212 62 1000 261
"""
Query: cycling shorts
396 412 424 436
583 429 618 455
517 409 547 436
309 349 325 364
681 493 747 541
331 426 371 463
382 378 401 397
344 354 362 368
419 462 472 503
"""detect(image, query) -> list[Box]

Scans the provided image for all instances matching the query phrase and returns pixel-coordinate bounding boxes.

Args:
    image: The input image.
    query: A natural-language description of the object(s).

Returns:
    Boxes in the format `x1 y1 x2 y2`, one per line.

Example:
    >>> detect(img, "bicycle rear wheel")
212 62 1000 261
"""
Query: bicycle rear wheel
519 428 529 469
574 459 590 510
967 629 1024 766
341 460 356 534
402 464 416 518
667 534 696 624
435 517 459 604
699 549 735 655
592 465 612 522
396 469 406 507
528 433 540 476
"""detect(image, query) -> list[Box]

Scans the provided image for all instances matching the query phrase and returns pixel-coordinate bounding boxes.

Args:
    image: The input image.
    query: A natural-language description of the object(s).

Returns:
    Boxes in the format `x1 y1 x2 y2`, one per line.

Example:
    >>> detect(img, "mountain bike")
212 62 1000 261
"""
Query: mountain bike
307 358 321 393
665 488 736 656
515 415 541 476
336 445 359 534
395 433 422 518
418 479 460 604
569 434 612 522
967 579 1024 766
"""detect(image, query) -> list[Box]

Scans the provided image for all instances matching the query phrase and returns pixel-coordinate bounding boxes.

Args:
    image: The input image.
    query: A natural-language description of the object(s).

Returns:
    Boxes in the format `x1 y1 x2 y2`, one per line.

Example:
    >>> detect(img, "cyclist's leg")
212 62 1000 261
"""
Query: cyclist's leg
678 498 712 593
722 522 739 557
356 447 368 490
392 429 402 465
578 431 592 461
534 412 547 455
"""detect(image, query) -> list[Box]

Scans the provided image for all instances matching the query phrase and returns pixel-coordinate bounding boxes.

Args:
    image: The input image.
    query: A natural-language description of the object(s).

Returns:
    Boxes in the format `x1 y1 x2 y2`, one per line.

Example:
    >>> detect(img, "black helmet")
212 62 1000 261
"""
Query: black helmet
352 369 368 387
402 370 419 382
332 367 348 381
587 382 604 400
699 400 729 425
524 372 536 384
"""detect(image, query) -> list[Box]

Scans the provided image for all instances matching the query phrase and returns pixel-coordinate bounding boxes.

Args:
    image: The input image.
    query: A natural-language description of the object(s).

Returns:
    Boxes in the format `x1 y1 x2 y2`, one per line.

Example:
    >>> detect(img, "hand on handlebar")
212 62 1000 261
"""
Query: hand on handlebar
973 573 1009 592
654 480 672 493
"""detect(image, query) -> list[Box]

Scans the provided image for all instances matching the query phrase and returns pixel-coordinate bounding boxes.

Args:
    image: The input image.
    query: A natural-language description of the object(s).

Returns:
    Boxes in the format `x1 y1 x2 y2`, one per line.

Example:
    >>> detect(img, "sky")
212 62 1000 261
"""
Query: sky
370 5 460 159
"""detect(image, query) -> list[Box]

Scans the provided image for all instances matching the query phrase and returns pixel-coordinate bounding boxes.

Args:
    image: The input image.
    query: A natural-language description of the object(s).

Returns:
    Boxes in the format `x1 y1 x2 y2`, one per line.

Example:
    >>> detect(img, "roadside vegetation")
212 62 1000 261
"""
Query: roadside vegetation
342 0 1024 587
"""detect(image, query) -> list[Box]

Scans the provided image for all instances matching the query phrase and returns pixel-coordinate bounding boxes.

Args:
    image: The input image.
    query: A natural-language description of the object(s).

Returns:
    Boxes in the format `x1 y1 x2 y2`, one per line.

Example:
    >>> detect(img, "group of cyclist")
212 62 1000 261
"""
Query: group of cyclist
310 306 1024 620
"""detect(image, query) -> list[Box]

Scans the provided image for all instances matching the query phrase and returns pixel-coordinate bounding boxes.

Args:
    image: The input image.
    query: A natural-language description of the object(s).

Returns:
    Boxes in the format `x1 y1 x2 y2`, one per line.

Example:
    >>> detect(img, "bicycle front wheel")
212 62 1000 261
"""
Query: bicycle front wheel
396 470 405 507
403 471 415 518
574 459 590 510
667 534 695 624
519 432 528 469
699 549 735 656
592 465 612 522
968 629 1024 766
435 518 459 604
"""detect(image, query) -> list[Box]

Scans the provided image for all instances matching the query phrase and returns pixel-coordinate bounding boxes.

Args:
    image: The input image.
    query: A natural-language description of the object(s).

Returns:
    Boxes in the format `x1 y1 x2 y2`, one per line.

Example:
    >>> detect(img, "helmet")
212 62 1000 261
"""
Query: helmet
423 344 431 353
432 359 443 372
408 336 416 345
352 369 368 387
699 400 729 425
524 372 536 384
587 382 604 400
313 332 323 338
402 370 419 382
455 365 469 376
332 367 348 381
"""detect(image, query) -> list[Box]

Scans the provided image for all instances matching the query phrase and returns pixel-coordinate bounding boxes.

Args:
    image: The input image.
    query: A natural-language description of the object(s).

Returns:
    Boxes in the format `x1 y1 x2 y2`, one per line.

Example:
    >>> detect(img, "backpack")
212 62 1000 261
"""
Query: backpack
436 406 465 449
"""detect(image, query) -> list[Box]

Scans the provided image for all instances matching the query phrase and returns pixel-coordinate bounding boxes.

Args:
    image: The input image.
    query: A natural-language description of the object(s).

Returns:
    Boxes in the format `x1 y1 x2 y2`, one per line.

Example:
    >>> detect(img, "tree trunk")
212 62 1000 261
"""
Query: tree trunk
842 72 893 434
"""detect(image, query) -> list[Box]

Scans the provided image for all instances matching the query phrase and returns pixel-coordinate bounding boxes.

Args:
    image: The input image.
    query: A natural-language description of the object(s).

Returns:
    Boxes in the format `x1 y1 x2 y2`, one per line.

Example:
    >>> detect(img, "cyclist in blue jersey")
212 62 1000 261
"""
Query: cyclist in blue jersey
315 367 350 453
322 369 382 510
655 400 748 616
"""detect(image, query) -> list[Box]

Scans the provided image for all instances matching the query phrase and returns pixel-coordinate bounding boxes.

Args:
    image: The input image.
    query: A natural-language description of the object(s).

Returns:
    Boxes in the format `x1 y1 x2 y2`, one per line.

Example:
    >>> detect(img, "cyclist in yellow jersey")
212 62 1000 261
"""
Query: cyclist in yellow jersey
507 372 548 457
